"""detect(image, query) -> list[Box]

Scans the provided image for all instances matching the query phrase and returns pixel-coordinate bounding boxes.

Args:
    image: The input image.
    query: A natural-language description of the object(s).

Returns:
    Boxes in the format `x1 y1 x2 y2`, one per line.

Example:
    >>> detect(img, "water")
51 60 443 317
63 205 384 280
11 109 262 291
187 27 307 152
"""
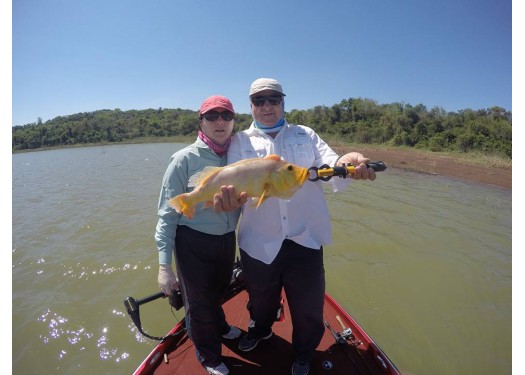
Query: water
12 143 512 374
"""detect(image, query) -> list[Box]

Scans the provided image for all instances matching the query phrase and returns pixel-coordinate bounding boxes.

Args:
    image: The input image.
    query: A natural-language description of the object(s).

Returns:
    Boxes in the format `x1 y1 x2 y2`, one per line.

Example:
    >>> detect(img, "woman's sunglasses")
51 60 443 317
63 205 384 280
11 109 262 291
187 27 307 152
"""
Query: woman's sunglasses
251 95 283 107
201 111 235 121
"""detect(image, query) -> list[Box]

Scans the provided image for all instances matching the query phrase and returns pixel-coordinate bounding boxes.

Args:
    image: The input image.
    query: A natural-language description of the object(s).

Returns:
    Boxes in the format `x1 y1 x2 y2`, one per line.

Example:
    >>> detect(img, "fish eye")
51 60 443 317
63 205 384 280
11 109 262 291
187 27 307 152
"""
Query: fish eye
287 165 293 171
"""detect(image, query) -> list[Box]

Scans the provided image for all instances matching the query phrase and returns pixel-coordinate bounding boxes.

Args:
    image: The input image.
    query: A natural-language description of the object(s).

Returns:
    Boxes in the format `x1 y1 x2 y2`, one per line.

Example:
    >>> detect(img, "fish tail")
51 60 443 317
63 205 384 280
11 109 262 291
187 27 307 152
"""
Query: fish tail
168 194 196 220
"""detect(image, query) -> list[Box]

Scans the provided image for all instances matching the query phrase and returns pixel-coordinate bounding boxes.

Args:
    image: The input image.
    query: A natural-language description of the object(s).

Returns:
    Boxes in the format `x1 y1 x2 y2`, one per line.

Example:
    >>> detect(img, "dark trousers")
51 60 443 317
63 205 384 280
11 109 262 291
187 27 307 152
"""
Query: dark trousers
174 225 236 367
240 239 325 362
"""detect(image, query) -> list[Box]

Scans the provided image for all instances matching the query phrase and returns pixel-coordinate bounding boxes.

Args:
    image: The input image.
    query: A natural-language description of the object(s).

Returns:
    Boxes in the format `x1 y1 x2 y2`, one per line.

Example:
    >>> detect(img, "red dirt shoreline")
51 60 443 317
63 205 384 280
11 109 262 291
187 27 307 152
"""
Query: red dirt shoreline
333 146 512 190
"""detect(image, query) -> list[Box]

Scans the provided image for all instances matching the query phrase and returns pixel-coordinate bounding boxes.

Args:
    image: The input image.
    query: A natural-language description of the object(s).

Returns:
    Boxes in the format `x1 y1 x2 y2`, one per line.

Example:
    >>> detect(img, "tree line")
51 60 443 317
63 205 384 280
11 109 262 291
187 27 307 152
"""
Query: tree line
12 98 512 158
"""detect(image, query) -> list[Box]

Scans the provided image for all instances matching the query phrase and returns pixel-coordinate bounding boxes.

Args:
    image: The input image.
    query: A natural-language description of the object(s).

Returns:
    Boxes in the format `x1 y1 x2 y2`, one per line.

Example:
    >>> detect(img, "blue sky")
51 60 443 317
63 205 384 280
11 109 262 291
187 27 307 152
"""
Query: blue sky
8 0 513 127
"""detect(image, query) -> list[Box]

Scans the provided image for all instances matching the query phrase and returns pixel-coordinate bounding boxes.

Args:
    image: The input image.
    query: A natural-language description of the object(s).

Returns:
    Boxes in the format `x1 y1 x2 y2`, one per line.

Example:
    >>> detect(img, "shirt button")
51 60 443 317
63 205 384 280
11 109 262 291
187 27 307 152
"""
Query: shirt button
283 216 287 220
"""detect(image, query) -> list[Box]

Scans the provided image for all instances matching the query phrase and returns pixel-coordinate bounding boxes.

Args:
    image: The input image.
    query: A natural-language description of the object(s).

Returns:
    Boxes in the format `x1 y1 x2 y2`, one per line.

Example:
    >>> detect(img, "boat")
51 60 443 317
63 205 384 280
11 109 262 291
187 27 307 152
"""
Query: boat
124 261 400 375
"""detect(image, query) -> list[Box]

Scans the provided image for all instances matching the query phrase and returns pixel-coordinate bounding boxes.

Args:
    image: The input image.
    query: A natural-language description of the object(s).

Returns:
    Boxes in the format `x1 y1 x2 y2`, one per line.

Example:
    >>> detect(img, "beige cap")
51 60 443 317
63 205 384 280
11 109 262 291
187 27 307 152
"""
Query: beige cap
249 78 286 97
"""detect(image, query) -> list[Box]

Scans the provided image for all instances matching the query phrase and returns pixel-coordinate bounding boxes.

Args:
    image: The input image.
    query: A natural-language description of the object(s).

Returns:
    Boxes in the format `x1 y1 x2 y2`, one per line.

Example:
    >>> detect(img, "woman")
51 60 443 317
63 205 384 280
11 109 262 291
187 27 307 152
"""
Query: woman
154 95 241 375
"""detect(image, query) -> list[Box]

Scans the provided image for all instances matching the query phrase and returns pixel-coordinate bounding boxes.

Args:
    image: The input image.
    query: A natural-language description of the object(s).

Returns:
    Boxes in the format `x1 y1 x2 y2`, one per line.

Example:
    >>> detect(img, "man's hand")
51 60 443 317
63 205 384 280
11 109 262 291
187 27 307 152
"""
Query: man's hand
336 152 376 181
213 185 248 213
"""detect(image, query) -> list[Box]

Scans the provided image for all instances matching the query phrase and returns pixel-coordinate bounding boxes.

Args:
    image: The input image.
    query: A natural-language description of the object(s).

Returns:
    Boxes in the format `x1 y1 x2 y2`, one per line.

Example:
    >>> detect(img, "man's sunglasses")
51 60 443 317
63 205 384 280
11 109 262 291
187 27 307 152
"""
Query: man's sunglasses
201 111 235 121
251 95 283 107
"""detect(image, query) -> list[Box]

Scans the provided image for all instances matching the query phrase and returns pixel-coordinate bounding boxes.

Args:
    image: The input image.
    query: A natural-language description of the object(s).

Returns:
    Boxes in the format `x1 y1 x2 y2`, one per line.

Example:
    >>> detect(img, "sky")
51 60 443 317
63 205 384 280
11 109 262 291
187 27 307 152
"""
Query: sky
7 0 514 127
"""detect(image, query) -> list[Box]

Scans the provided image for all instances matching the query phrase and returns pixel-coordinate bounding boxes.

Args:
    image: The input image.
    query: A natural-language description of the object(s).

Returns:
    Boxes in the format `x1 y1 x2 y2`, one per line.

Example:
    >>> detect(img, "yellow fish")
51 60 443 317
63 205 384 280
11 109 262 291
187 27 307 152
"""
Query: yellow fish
168 154 308 219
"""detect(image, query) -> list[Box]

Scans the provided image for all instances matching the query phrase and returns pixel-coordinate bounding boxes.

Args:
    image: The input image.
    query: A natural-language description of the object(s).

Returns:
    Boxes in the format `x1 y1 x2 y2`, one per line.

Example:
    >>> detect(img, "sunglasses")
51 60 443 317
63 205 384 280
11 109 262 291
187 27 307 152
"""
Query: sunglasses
251 95 283 107
202 111 235 121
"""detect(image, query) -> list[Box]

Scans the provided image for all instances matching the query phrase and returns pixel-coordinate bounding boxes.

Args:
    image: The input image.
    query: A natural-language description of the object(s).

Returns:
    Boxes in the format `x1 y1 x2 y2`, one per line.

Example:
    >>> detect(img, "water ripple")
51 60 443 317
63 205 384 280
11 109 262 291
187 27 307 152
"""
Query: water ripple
37 308 133 364
13 144 511 375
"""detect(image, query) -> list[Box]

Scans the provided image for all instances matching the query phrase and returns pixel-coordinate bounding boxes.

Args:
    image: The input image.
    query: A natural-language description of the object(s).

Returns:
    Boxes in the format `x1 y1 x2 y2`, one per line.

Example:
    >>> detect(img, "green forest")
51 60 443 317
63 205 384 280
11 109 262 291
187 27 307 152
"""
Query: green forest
12 98 512 158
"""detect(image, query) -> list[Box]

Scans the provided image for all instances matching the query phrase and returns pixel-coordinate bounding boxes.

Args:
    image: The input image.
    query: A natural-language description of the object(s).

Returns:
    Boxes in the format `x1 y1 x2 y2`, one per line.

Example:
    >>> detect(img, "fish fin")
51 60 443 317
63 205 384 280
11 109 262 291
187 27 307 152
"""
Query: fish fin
202 200 214 208
255 184 271 208
265 154 282 161
168 194 196 220
188 166 222 188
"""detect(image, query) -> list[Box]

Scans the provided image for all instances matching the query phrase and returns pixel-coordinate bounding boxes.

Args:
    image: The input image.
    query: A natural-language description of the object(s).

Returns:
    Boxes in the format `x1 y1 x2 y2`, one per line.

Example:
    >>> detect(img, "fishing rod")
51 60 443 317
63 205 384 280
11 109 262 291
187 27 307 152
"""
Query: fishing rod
325 318 379 375
308 161 387 181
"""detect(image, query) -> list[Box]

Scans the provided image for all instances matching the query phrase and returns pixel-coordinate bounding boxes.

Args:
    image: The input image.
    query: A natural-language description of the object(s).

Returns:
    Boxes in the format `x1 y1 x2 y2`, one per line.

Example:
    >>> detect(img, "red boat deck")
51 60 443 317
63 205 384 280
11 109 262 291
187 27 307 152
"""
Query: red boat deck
139 290 399 375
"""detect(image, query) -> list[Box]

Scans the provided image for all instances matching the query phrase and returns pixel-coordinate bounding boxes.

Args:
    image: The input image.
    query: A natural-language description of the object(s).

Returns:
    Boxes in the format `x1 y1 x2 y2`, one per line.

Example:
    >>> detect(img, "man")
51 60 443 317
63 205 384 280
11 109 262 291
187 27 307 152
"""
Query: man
215 78 376 375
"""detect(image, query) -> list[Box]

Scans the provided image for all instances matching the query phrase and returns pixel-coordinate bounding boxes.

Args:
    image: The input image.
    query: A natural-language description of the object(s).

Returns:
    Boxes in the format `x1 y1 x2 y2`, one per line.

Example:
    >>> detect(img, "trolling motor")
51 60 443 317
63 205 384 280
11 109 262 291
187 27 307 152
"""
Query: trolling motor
123 289 184 341
308 161 387 181
124 260 246 341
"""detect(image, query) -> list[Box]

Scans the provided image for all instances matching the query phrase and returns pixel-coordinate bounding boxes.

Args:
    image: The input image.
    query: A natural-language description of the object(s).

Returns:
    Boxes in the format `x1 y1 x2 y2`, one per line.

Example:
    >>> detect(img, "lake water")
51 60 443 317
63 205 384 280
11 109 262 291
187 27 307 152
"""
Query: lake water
12 143 512 374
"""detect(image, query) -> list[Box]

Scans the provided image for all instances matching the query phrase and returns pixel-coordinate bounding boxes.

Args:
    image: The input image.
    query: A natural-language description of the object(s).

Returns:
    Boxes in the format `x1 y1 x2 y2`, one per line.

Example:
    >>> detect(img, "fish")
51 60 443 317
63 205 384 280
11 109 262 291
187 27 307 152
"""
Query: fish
168 154 309 219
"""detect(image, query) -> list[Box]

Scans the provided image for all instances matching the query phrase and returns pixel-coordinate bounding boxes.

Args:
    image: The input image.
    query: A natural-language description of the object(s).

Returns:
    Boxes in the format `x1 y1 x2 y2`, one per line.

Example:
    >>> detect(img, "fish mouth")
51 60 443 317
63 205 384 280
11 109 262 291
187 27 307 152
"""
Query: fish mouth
298 168 309 185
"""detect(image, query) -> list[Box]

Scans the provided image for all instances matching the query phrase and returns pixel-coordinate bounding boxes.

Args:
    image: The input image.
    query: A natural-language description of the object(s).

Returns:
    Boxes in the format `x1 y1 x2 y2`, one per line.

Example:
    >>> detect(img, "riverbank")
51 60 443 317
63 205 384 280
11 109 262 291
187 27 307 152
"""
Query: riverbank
334 146 512 189
13 139 512 189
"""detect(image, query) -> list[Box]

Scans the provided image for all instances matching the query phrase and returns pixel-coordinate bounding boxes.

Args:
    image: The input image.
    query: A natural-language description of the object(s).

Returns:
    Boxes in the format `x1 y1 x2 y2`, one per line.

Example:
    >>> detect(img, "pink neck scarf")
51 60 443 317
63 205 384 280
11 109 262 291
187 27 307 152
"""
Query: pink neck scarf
198 130 231 156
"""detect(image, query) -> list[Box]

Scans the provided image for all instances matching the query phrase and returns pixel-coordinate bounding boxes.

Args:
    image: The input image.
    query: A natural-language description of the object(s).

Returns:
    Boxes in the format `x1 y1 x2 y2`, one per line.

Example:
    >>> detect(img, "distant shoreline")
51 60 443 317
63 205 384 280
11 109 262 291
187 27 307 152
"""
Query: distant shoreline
334 146 511 190
13 139 511 189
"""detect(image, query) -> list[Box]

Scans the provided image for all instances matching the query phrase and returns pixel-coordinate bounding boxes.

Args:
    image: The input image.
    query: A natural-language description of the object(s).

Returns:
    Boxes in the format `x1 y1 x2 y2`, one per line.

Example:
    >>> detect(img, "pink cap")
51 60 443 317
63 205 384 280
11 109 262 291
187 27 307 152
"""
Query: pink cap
199 95 235 115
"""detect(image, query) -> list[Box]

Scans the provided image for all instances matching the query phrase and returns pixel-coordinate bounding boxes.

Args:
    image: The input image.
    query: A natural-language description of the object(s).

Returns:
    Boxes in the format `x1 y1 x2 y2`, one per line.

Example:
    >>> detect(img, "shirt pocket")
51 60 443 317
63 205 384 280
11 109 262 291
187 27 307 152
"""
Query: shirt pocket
284 138 315 168
241 145 268 159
